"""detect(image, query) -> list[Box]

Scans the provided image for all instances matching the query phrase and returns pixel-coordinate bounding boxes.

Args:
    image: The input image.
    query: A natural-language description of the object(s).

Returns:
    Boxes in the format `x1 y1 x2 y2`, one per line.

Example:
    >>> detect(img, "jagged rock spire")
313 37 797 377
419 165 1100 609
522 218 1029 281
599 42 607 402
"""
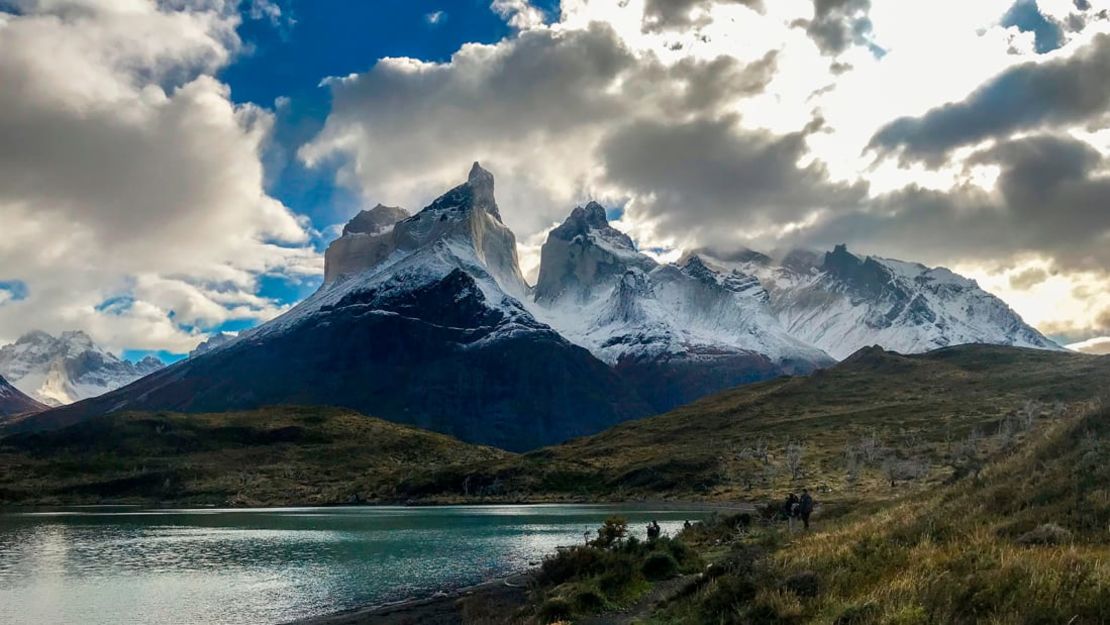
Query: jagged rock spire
467 161 500 220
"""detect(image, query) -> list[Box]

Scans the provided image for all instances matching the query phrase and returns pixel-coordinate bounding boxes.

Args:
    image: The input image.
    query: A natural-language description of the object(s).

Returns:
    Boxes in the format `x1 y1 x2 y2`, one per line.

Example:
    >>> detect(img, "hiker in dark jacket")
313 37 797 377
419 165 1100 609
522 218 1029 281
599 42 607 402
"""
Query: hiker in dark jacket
798 489 815 530
783 493 799 520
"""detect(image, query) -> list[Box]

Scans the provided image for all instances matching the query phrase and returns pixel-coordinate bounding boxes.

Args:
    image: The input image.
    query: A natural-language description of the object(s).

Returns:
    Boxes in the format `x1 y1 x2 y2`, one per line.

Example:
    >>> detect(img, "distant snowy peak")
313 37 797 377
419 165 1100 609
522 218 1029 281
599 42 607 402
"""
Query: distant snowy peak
699 244 1061 360
0 331 163 406
550 202 636 251
188 332 237 358
678 255 768 302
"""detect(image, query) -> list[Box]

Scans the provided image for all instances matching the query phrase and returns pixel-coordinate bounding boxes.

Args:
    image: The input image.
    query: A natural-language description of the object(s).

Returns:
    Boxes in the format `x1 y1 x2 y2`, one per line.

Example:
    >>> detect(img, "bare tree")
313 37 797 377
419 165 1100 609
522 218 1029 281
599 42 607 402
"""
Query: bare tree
882 457 929 487
761 462 778 486
844 448 862 487
785 442 805 481
1017 400 1042 431
737 436 772 465
951 429 984 480
996 415 1020 450
855 432 884 464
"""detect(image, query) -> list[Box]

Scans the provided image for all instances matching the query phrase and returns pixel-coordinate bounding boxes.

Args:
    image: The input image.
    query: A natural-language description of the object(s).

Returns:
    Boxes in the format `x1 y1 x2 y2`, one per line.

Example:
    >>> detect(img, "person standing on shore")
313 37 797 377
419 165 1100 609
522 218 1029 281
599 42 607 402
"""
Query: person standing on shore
799 489 815 530
783 492 799 531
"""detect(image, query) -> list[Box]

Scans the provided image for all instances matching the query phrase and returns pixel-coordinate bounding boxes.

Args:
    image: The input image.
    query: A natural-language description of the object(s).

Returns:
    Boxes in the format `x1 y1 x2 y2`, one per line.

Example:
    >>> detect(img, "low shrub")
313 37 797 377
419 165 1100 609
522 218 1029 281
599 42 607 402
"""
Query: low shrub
536 597 572 624
782 570 819 598
700 574 759 622
537 546 605 586
1015 522 1072 546
592 515 628 548
595 554 638 596
642 552 679 581
749 588 803 623
570 584 607 613
833 601 880 625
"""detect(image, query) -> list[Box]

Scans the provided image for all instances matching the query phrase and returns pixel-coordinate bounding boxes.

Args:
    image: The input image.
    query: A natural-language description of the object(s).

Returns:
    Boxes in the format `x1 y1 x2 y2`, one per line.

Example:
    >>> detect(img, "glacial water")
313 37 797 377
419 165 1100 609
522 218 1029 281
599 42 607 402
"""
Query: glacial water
0 504 715 625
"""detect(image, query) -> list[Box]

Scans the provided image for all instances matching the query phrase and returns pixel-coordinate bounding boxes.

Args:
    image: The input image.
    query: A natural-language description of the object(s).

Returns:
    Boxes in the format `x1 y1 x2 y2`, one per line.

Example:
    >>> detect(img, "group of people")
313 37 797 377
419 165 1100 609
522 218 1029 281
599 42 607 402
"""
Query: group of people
782 488 815 530
646 520 662 540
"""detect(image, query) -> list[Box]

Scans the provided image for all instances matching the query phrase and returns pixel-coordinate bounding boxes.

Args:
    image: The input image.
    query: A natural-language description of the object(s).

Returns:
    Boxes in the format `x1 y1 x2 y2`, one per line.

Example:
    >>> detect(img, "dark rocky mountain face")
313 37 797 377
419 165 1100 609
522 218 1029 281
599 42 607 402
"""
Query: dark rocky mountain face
18 165 649 451
0 375 45 417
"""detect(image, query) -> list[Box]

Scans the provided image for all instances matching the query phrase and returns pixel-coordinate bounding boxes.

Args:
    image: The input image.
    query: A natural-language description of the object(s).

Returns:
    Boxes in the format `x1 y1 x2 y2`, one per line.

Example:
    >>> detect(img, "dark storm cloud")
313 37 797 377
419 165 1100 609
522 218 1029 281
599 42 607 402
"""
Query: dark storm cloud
599 115 867 246
793 0 873 55
870 33 1110 165
1009 267 1049 289
641 0 763 31
792 134 1110 272
631 51 779 114
306 20 785 237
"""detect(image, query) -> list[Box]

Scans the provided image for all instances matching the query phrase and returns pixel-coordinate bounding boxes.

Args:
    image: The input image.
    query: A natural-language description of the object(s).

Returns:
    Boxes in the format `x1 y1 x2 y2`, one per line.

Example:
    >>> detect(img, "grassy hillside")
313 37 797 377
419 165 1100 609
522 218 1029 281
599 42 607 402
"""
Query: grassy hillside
402 345 1110 503
648 398 1110 625
466 398 1108 624
0 406 508 506
3 345 1107 508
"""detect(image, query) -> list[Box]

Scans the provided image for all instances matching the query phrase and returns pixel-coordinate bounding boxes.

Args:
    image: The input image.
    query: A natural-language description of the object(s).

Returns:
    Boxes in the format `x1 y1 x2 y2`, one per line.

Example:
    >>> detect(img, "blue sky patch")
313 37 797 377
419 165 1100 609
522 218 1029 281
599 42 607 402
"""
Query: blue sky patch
0 280 29 303
1002 0 1064 53
122 349 188 365
223 0 523 235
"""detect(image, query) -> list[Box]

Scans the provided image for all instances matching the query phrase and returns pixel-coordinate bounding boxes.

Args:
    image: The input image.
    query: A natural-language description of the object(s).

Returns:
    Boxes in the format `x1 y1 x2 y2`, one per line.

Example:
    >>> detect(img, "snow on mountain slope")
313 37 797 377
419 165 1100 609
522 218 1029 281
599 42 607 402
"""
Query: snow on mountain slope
533 203 831 366
0 331 163 406
263 163 532 342
697 244 1061 360
530 203 833 411
0 374 46 417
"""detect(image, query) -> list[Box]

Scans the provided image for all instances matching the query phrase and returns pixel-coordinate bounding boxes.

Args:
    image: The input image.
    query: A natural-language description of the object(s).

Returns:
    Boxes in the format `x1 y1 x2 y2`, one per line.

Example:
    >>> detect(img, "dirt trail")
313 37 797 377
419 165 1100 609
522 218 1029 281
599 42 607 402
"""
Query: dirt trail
578 574 697 625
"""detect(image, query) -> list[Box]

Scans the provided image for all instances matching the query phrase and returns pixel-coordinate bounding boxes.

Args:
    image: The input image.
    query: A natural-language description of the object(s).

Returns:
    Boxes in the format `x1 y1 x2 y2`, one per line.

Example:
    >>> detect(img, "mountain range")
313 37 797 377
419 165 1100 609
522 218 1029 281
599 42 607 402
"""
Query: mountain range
0 331 163 406
6 164 1060 450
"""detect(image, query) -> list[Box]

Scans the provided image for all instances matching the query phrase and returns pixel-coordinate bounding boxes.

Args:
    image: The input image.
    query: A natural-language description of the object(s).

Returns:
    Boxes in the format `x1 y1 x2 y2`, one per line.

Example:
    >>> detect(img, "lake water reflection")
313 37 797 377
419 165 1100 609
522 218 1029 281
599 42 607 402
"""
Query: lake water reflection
0 504 714 625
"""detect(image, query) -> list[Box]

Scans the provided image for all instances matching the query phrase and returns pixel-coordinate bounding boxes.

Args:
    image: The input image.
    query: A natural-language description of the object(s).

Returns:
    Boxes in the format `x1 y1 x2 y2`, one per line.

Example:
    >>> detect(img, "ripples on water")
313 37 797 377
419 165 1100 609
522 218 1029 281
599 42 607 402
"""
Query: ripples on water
0 505 709 625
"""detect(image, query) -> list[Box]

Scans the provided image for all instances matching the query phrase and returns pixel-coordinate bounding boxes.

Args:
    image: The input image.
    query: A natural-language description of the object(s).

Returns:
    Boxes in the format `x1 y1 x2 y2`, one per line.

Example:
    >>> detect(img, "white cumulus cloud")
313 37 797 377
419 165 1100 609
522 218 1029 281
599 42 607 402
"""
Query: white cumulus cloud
0 0 318 354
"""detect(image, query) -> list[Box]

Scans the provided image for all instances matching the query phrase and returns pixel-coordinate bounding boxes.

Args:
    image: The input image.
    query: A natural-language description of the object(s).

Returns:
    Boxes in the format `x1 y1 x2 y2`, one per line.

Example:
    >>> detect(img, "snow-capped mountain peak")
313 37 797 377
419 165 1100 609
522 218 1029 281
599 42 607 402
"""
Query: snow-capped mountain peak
0 331 164 406
698 244 1061 360
324 162 525 296
529 205 833 412
188 332 237 358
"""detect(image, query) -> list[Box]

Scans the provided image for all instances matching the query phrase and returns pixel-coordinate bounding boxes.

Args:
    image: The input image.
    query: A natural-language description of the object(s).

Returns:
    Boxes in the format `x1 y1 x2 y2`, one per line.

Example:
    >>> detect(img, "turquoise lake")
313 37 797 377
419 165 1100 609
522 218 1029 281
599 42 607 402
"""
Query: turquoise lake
0 504 715 625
